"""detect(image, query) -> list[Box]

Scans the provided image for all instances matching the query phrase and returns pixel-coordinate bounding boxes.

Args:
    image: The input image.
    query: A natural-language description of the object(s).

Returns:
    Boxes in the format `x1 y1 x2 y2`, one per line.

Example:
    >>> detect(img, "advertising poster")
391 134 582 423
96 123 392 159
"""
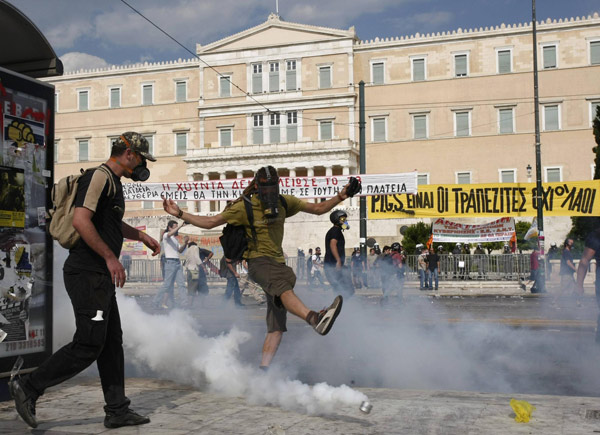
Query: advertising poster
0 166 25 227
121 225 148 256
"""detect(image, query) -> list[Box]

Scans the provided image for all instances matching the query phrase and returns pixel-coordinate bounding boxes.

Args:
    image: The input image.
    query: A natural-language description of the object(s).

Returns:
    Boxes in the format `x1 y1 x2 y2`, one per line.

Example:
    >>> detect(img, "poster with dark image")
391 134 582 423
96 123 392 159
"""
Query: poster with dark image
0 166 25 227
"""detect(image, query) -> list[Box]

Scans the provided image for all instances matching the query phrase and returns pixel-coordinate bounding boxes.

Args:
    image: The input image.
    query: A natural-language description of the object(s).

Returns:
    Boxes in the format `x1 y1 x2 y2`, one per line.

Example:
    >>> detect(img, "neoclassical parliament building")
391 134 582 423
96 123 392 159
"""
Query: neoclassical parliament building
46 12 600 253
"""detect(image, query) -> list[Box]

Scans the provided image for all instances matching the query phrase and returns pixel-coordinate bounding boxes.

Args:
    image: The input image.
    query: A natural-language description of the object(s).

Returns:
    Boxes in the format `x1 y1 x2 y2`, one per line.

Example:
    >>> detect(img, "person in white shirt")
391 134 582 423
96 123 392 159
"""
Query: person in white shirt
153 220 188 308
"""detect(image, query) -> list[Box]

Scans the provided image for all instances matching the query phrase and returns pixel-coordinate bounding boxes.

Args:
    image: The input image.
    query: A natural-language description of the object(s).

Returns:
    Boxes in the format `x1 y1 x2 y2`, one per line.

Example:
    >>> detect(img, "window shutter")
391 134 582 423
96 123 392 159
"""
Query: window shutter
220 129 231 147
143 85 152 105
252 65 262 93
498 50 511 73
287 125 297 142
591 41 600 65
499 108 513 133
320 67 331 89
501 170 515 183
143 135 153 155
176 82 186 102
269 63 279 92
417 174 428 185
414 115 427 139
457 173 471 184
456 112 469 136
547 168 561 182
220 77 231 97
543 46 556 68
544 105 559 130
176 133 187 155
372 63 384 85
320 121 332 140
253 128 263 145
110 89 120 108
455 55 467 76
79 91 88 111
413 59 425 81
373 118 386 142
79 140 88 161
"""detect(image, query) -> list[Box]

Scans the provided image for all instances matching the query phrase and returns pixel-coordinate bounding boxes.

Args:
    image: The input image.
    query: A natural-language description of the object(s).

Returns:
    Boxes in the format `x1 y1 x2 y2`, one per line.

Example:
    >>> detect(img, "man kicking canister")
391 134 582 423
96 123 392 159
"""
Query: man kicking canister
163 166 360 368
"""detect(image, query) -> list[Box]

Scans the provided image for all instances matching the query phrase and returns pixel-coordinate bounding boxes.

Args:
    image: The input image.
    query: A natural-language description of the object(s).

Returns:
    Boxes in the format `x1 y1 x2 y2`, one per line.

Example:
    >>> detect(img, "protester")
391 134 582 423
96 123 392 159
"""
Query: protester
9 132 160 429
547 242 559 279
575 227 600 342
324 210 354 297
296 248 305 280
153 220 188 309
351 247 365 289
220 256 243 307
311 246 326 287
523 247 542 293
121 253 132 279
163 166 357 369
427 247 440 290
417 247 428 290
306 248 313 284
555 238 578 305
184 241 213 306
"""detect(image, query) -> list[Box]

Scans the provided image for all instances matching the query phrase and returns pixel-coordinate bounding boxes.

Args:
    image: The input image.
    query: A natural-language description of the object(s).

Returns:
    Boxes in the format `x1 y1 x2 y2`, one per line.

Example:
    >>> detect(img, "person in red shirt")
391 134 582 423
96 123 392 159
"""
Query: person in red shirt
522 247 542 293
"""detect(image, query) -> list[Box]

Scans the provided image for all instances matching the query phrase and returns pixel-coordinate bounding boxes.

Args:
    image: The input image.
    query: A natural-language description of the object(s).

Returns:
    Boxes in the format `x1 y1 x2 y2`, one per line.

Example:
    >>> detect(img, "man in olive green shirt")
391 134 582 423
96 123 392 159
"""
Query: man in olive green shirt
163 166 353 368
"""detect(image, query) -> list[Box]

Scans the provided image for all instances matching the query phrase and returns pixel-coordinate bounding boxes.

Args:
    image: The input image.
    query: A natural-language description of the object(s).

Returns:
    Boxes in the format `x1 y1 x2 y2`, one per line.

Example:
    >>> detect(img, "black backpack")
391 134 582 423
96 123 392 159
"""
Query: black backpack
219 195 288 262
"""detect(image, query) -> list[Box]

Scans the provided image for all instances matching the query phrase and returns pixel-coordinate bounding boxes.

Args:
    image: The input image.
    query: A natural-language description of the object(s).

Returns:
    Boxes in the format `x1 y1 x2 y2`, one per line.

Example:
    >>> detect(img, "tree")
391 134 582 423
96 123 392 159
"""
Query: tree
401 221 431 255
569 104 600 250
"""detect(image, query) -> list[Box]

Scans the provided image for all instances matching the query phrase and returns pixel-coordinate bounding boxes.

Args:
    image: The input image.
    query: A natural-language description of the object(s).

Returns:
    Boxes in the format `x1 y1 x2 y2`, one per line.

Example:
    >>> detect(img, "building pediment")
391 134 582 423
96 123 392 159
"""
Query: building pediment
199 14 356 53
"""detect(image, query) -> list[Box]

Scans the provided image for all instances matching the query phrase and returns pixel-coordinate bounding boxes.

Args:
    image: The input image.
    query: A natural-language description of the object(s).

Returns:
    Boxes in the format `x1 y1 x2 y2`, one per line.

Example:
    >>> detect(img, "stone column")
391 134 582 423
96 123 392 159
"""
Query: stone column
200 173 210 213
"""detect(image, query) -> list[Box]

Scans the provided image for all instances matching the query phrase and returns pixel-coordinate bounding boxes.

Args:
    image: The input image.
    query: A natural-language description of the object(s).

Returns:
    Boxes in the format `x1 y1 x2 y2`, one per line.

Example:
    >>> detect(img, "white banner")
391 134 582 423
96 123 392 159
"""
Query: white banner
123 172 418 202
432 217 516 243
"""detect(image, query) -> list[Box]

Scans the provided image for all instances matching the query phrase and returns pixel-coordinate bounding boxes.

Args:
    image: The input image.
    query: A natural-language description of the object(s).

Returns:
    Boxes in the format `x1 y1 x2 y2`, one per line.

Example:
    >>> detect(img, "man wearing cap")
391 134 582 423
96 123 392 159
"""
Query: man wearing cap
9 132 160 429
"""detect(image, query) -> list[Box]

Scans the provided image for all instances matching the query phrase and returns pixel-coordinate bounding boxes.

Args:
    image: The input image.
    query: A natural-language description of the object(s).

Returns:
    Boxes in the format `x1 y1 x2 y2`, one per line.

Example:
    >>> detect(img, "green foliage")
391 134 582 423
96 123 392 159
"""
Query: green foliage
401 221 431 254
515 221 533 250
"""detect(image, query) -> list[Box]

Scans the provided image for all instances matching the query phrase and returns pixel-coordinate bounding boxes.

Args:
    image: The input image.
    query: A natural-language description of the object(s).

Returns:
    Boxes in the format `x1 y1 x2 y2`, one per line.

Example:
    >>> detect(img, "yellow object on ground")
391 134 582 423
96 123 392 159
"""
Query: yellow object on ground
510 398 536 423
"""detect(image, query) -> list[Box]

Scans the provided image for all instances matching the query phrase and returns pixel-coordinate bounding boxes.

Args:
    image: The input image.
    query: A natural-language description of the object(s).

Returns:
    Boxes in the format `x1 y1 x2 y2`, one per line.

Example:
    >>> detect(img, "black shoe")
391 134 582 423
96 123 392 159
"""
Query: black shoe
8 377 37 428
104 409 150 429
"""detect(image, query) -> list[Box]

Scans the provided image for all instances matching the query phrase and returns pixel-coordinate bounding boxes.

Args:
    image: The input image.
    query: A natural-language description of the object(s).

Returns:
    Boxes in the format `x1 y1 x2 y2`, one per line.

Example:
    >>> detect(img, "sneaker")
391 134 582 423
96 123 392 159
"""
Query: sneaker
104 409 150 429
8 377 37 428
313 295 343 336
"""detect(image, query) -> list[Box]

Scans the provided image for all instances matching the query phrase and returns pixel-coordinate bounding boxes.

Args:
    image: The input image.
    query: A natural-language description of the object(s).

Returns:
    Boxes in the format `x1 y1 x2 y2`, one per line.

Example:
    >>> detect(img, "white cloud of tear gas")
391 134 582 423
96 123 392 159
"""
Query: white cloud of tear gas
117 295 367 415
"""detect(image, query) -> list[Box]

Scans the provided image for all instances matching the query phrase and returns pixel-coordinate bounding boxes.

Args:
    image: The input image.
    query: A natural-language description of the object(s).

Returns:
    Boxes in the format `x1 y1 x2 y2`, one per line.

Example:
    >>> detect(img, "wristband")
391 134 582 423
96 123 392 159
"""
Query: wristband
177 209 183 218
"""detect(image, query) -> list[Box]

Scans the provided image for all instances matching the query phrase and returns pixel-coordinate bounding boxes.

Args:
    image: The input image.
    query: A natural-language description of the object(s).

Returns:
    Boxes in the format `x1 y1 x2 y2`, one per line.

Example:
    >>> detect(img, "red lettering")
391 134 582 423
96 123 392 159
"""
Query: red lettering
217 182 224 189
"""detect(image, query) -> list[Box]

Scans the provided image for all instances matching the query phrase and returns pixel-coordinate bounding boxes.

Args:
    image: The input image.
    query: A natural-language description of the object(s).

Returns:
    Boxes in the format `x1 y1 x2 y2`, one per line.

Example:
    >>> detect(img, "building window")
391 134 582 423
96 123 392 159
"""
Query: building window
455 111 470 137
143 201 154 210
319 120 333 140
454 53 468 77
591 101 600 126
287 111 298 142
545 167 561 182
253 114 263 145
175 132 187 155
497 49 512 74
286 60 297 91
372 117 386 142
417 173 429 185
142 84 153 105
543 105 560 131
78 139 89 162
219 75 231 97
411 58 426 81
319 66 331 89
78 90 89 111
591 40 600 65
252 63 262 94
413 114 428 139
498 108 514 134
143 134 154 155
269 62 279 92
500 169 515 183
371 61 384 85
176 81 187 102
456 172 471 184
269 113 281 143
109 87 121 109
219 128 232 147
543 44 557 69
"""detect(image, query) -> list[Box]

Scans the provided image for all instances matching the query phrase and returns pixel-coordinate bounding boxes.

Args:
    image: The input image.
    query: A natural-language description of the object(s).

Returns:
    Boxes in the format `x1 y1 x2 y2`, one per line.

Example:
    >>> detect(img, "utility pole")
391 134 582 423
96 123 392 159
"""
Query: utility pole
359 81 367 258
532 0 546 291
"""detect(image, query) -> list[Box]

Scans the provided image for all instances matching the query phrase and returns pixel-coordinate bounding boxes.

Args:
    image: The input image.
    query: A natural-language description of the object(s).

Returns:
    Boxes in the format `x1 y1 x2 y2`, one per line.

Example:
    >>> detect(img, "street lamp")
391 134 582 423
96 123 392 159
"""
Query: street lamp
526 164 532 182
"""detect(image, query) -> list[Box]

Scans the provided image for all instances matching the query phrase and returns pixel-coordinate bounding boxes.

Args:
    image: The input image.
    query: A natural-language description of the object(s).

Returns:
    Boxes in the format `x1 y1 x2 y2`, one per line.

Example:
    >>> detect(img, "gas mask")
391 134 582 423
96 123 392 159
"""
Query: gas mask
339 217 350 230
130 158 150 182
257 167 280 218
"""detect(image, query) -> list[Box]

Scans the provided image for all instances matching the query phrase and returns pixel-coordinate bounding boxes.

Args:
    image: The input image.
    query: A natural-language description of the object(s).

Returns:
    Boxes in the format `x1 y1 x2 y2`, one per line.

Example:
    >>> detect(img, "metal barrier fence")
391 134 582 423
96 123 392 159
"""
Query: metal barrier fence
126 254 542 283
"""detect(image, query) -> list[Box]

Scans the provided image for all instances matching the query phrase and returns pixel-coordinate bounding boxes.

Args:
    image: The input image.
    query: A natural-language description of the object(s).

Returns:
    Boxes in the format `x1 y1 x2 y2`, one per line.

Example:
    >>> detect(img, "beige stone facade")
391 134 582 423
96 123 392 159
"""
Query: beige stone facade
46 13 600 254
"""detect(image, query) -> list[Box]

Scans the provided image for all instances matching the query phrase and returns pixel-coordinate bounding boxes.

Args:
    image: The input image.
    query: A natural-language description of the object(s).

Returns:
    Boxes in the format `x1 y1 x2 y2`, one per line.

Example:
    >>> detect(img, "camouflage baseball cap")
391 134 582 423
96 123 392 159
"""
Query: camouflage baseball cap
116 131 156 161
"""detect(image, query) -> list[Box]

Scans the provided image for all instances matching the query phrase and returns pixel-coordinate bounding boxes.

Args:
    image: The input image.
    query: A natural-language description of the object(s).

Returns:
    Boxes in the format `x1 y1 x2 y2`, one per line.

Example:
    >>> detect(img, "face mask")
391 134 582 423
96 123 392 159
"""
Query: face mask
257 168 280 218
130 158 150 182
340 219 350 230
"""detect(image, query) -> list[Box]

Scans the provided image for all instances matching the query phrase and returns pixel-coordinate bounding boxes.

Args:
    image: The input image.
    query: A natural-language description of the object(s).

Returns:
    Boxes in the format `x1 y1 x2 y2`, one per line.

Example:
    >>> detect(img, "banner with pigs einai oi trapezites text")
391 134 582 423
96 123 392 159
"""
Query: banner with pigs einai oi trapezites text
368 180 600 219
122 172 418 202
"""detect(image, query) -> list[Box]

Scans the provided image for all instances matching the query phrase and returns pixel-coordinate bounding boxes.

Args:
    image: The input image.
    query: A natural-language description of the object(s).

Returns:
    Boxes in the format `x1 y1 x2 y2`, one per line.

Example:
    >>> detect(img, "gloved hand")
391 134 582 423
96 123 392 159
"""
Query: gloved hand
346 176 362 197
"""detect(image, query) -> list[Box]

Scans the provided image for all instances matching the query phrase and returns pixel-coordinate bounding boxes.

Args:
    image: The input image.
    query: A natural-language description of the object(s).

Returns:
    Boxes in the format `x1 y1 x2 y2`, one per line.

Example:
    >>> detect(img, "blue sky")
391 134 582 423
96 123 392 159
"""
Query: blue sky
8 0 600 72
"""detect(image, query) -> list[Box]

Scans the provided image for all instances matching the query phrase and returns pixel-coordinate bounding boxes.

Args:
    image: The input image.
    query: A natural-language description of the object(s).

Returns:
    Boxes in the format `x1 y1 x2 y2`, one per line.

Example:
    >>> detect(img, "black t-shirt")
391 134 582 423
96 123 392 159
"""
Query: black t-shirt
198 248 212 261
324 225 345 265
585 228 600 262
427 252 440 271
64 165 125 275
560 248 574 275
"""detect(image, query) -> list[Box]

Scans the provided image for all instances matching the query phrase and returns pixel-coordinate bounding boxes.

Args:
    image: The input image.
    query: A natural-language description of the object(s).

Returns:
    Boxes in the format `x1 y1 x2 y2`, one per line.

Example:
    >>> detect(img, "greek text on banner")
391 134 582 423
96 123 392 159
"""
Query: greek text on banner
432 217 516 243
123 172 418 202
368 181 600 219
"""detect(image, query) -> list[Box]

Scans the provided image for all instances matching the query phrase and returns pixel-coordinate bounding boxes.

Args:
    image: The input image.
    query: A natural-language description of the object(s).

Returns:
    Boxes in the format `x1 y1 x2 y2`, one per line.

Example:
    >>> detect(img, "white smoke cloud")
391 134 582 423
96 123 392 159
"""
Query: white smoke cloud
117 295 367 414
60 52 110 73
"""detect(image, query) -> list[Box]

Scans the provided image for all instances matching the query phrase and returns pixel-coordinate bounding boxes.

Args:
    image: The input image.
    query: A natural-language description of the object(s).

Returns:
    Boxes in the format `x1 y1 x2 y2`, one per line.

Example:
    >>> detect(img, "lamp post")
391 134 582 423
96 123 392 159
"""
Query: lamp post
532 0 545 292
526 164 532 183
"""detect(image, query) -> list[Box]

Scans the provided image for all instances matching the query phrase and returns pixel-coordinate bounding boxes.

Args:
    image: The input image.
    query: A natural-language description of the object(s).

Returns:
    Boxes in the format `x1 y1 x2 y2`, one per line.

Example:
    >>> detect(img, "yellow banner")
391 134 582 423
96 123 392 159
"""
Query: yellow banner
368 181 600 219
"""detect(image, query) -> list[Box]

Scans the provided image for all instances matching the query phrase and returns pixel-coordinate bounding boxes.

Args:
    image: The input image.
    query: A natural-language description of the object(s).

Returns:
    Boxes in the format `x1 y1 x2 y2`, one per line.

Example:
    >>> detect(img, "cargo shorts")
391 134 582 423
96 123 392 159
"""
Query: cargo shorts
248 256 297 333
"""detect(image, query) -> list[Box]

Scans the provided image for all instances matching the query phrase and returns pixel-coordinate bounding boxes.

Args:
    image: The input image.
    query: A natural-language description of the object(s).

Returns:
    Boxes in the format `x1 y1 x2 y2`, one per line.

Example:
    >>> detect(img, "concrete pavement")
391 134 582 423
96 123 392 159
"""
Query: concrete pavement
2 377 600 433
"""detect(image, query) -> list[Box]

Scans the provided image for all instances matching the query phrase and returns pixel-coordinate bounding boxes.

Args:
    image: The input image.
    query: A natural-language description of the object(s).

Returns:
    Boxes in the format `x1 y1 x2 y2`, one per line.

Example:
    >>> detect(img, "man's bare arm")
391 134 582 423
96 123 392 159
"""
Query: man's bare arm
163 198 227 228
303 183 350 215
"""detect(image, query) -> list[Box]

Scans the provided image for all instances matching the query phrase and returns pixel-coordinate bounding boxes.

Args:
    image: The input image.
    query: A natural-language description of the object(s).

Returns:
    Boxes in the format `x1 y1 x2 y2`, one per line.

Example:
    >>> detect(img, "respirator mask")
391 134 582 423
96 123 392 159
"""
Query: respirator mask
130 156 150 182
339 217 350 230
257 167 280 218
